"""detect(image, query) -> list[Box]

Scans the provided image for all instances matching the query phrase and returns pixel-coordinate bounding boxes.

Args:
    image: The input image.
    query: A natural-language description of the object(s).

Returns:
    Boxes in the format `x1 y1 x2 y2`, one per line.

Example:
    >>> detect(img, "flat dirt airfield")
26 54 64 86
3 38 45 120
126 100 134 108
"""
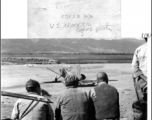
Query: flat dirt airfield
1 64 136 120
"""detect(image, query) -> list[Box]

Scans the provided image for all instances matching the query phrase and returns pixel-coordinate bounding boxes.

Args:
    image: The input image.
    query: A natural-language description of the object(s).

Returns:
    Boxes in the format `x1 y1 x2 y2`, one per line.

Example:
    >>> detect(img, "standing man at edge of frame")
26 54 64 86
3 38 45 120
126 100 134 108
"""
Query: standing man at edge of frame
131 33 151 120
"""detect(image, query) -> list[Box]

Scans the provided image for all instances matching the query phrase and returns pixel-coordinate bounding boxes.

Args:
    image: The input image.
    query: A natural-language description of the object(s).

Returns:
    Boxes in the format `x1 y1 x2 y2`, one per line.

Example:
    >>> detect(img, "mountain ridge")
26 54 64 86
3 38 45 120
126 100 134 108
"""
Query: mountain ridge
1 38 144 53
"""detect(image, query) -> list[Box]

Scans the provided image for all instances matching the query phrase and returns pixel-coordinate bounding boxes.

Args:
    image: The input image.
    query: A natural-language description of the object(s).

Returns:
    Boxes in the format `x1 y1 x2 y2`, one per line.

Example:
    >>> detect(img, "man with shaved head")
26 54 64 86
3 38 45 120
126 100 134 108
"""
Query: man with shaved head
97 72 109 83
88 72 120 120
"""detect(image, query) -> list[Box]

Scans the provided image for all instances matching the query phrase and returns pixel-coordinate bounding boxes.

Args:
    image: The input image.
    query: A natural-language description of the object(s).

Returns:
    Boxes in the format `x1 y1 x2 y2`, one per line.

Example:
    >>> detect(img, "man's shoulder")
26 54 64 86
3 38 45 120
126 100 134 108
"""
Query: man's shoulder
14 98 29 106
15 98 24 104
108 84 118 91
136 43 147 51
28 93 45 98
17 94 48 104
63 88 86 94
59 88 87 98
97 83 118 92
57 89 69 98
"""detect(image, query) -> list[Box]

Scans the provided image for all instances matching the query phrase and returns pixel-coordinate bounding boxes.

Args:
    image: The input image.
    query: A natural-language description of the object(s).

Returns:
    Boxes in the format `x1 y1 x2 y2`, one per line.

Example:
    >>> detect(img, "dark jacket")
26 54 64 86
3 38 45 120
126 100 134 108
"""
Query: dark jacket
89 83 120 120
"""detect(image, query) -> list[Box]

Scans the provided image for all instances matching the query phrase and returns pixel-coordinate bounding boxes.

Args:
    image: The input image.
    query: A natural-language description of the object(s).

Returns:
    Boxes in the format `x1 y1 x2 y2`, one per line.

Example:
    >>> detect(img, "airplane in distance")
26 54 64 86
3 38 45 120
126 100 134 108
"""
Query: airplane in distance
29 64 104 85
46 64 105 82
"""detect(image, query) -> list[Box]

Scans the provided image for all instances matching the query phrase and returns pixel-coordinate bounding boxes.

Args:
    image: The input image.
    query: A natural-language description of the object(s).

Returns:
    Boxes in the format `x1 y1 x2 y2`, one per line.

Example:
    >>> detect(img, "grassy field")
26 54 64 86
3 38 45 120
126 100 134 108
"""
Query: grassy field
2 53 134 64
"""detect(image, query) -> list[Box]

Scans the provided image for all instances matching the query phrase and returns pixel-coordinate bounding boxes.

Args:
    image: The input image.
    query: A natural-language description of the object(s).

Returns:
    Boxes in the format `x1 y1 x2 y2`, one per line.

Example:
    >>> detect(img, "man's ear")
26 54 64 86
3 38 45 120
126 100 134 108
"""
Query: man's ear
107 77 109 84
36 87 41 95
96 79 99 83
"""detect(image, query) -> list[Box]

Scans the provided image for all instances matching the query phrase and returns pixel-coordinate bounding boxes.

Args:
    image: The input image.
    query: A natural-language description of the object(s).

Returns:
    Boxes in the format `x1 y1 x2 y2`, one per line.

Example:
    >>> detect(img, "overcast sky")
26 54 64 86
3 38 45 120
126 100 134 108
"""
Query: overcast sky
1 0 151 39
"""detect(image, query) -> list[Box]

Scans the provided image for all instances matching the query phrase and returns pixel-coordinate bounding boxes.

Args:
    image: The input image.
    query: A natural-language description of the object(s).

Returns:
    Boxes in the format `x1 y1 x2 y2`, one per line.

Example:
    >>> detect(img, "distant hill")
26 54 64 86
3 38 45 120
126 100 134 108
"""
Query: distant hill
1 38 144 53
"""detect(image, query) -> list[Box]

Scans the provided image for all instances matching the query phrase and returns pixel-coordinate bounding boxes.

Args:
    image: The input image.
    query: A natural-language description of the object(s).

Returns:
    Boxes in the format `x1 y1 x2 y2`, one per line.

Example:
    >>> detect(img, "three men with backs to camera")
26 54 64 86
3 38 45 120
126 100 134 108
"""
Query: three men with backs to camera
11 72 120 120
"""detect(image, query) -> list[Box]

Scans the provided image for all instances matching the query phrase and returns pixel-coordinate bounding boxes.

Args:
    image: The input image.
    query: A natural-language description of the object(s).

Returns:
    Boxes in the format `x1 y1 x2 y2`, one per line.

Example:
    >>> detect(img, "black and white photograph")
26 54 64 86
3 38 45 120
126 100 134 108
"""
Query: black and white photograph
1 0 151 120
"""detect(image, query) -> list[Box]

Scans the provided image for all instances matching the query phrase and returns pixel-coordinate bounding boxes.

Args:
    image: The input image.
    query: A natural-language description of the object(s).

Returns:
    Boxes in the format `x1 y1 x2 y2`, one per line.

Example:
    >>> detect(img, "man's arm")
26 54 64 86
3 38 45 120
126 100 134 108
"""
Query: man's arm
132 49 140 72
46 103 54 120
11 101 20 120
88 89 96 120
55 95 62 120
131 49 146 79
117 91 120 119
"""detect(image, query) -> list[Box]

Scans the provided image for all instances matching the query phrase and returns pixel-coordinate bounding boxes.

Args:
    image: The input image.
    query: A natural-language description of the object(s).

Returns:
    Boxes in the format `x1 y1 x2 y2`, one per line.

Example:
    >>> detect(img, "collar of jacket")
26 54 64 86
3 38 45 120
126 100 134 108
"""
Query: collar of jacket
97 82 107 86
